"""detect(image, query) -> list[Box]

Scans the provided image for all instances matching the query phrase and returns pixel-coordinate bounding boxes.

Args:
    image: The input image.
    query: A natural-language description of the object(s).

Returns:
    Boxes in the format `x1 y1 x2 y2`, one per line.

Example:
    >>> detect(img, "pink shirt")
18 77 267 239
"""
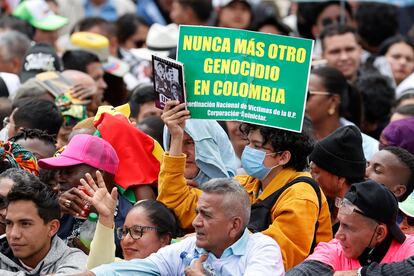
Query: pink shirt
307 236 414 271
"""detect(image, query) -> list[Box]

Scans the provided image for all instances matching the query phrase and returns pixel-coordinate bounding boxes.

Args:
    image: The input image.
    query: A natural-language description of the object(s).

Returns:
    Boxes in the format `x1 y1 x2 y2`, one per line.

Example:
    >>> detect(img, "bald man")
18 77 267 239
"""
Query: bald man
61 70 99 112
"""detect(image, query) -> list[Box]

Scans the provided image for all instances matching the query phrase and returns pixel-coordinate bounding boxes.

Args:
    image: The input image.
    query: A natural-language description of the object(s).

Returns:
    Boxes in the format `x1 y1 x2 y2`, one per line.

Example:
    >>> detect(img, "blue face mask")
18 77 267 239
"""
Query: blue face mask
241 146 280 180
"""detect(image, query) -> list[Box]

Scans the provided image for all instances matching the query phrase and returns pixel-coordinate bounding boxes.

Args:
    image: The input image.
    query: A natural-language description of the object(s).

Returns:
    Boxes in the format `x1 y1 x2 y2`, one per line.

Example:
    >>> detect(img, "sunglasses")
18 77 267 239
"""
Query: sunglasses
397 211 414 226
336 198 365 216
307 90 333 101
134 40 145 48
321 16 347 27
116 225 158 240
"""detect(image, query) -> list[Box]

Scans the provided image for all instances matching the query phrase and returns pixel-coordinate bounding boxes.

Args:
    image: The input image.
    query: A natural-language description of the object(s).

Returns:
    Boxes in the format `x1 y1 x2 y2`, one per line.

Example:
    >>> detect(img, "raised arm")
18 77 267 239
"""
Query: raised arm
79 171 118 269
157 101 201 229
162 101 189 156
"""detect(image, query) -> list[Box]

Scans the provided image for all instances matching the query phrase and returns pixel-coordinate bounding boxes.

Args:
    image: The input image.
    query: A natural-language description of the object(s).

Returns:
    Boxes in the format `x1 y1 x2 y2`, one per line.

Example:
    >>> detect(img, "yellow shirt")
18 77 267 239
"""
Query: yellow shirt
157 153 201 230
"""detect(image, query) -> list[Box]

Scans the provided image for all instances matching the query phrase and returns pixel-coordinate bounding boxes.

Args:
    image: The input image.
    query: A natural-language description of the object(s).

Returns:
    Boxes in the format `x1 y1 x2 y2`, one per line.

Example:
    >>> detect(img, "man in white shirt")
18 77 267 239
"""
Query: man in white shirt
80 178 284 276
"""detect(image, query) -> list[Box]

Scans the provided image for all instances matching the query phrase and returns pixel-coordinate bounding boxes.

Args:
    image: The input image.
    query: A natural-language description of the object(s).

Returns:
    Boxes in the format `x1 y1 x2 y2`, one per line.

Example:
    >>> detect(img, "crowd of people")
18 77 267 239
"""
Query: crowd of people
0 0 412 275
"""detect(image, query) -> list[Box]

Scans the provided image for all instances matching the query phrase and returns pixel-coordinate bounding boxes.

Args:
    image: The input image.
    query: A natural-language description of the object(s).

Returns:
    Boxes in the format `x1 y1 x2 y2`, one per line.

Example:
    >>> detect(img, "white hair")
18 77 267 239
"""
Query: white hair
201 178 251 227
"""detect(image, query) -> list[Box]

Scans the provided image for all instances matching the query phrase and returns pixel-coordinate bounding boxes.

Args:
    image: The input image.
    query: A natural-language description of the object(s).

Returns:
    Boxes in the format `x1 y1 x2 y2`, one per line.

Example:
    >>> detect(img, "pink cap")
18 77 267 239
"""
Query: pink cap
39 134 119 174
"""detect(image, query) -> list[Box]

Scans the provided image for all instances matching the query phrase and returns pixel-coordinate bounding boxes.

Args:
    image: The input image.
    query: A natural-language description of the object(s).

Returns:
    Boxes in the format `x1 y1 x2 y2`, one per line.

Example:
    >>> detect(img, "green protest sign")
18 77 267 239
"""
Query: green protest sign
177 26 314 132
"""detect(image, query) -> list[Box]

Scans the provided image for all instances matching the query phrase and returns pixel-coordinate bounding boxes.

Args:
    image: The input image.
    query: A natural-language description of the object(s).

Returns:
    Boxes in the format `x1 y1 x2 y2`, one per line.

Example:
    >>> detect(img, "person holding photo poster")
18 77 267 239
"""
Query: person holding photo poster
161 102 237 188
157 101 332 270
152 55 187 109
155 24 332 270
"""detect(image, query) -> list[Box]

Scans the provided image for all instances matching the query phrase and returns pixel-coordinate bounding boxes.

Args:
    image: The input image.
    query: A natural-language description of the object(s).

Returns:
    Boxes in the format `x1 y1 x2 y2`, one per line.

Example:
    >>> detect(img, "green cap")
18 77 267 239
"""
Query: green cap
13 0 68 31
88 212 98 222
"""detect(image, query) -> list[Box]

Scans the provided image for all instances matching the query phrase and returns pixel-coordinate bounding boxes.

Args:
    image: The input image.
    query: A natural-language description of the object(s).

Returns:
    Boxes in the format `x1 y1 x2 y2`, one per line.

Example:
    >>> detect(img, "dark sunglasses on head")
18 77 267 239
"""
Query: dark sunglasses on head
397 210 414 226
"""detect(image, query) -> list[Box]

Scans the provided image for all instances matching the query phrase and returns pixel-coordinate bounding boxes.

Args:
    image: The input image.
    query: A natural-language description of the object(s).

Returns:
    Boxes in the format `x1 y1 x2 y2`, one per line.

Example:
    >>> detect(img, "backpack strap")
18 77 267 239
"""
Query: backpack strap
255 176 322 253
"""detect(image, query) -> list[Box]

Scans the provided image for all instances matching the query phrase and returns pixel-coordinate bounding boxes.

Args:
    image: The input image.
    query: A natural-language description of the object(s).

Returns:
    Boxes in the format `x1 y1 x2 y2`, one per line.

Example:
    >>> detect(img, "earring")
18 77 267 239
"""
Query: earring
328 106 335 115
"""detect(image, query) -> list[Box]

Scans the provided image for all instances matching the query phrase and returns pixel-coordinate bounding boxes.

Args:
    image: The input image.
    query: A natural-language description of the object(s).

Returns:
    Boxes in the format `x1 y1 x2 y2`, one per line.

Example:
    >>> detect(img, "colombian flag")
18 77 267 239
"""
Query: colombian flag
93 105 163 201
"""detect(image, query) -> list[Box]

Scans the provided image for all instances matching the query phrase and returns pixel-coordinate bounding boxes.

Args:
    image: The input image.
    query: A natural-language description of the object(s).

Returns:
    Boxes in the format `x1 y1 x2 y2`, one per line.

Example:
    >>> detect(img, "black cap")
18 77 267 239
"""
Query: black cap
19 43 63 83
309 125 366 180
345 180 406 244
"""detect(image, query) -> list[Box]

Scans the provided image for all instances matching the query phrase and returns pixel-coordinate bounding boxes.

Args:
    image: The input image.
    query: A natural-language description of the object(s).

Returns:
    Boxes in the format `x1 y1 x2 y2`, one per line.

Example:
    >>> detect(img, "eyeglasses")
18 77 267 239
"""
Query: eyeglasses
307 90 333 101
336 198 365 216
266 150 284 156
134 40 145 48
321 16 347 27
397 210 414 226
116 225 159 240
308 90 333 96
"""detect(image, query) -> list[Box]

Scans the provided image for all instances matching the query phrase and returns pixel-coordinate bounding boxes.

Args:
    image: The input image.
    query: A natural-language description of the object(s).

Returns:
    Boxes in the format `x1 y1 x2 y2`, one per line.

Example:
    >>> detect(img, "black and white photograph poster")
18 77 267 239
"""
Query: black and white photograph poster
152 54 186 109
